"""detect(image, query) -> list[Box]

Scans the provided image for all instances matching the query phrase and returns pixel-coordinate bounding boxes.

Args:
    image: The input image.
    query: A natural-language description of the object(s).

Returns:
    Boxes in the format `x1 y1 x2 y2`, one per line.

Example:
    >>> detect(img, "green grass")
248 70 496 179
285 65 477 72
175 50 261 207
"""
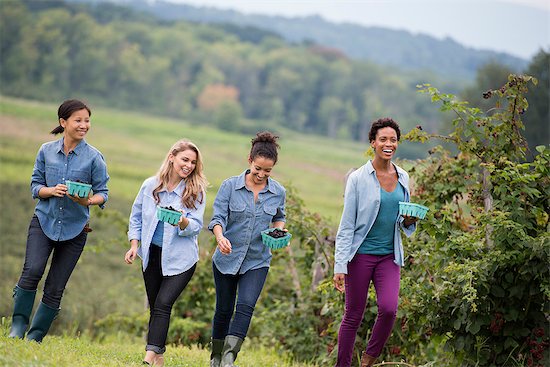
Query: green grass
0 95 368 224
0 325 316 367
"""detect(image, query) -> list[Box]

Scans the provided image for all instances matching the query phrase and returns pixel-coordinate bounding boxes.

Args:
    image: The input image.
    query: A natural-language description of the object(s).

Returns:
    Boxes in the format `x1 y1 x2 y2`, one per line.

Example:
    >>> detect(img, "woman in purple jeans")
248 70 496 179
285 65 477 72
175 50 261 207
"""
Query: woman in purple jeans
333 118 418 367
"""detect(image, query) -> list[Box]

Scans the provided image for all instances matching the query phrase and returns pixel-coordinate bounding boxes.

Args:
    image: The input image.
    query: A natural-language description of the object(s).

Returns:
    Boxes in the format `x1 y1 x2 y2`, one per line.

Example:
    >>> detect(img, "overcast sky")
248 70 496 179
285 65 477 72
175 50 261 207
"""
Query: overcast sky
166 0 549 60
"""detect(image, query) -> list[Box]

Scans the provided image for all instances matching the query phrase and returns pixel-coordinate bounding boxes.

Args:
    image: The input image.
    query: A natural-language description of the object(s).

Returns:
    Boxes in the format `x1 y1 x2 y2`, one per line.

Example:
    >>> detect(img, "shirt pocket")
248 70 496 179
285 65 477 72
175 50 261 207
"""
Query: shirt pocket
228 200 247 223
258 204 277 229
69 169 91 185
45 165 62 186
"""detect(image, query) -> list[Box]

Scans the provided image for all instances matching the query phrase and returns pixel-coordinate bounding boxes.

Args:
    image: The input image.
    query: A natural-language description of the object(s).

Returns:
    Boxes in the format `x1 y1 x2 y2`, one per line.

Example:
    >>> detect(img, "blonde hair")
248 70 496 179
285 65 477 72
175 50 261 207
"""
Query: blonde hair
153 139 208 209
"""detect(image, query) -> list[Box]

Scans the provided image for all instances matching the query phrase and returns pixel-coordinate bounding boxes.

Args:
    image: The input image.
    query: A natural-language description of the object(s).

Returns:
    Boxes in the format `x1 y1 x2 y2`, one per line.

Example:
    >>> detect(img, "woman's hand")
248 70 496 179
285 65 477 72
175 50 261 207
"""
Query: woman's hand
402 215 419 227
67 192 90 207
125 241 139 264
216 235 232 255
177 211 189 229
333 273 345 293
48 184 68 198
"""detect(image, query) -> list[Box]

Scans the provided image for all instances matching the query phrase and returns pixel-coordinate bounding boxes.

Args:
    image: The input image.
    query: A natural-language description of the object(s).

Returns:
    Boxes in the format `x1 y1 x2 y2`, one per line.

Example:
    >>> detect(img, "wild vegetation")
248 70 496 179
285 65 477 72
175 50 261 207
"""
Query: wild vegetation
1 73 547 366
0 1 548 366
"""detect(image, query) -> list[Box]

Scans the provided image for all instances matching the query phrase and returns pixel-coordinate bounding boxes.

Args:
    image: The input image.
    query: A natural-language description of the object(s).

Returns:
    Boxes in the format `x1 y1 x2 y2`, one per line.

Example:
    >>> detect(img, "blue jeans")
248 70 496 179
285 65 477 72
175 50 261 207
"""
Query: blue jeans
17 215 87 309
143 245 196 354
211 262 268 340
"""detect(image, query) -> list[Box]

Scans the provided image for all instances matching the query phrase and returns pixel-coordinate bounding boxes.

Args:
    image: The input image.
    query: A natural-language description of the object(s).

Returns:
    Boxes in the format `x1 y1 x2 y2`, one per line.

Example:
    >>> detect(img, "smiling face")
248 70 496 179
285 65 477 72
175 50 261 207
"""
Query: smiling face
170 149 197 181
248 155 275 185
60 108 90 143
371 126 398 161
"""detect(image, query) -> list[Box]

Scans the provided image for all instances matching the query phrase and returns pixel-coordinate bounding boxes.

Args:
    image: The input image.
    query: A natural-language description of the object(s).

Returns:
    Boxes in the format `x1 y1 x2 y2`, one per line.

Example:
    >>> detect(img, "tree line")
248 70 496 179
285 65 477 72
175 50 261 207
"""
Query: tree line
1 0 547 156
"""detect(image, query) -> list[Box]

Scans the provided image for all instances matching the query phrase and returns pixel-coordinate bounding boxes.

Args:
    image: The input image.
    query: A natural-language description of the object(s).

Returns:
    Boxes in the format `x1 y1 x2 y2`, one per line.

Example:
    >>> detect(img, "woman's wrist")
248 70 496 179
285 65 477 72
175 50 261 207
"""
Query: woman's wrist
87 198 93 206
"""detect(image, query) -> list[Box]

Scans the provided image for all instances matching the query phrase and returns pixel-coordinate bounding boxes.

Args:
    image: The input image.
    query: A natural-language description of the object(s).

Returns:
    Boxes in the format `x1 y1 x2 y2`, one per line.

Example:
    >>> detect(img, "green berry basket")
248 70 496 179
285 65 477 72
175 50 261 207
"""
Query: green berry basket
65 180 92 198
156 206 182 225
261 228 292 250
398 202 429 219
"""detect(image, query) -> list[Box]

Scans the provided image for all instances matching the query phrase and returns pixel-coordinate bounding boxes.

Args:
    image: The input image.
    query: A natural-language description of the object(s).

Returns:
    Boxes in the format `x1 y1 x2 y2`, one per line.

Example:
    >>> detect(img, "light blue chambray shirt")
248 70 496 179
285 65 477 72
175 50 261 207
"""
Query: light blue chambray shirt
208 170 286 275
31 138 109 241
334 160 417 274
128 176 205 276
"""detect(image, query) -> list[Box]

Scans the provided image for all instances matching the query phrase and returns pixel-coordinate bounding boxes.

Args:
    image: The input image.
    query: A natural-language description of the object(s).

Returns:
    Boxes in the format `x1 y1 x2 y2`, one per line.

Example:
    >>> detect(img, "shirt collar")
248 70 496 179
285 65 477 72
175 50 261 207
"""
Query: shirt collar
235 169 275 193
366 160 406 179
57 137 87 156
158 178 186 197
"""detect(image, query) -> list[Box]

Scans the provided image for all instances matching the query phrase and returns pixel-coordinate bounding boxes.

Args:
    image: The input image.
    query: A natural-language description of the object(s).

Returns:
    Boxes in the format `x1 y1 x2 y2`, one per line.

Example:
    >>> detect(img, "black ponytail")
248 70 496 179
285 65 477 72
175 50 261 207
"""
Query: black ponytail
51 99 91 135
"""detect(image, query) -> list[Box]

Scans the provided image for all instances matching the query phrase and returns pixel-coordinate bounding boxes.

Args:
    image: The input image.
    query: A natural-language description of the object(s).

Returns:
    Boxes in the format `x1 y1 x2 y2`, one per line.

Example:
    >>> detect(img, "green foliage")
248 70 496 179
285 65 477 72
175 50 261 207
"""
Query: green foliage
459 54 550 156
0 0 440 156
400 76 549 366
522 50 550 153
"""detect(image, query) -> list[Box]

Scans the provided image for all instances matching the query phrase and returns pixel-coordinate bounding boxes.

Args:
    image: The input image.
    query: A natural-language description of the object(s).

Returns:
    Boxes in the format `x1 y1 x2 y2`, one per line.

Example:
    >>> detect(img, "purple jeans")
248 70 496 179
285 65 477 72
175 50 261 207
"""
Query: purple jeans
335 254 400 367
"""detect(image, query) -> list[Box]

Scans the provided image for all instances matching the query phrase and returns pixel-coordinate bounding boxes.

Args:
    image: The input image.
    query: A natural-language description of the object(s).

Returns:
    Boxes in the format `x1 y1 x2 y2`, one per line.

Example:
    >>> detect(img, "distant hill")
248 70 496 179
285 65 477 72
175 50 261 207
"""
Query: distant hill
69 0 528 80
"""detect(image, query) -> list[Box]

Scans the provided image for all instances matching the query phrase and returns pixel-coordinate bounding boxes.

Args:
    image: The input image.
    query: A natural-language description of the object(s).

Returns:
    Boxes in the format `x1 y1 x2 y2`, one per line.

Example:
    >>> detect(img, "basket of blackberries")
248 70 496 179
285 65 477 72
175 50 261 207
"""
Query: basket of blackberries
156 205 182 225
261 228 292 250
66 179 92 198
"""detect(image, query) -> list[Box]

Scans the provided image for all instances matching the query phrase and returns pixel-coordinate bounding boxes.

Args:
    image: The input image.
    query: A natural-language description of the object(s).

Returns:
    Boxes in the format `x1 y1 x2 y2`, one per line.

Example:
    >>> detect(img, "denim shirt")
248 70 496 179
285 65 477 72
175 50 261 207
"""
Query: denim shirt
334 160 416 274
128 176 205 276
31 138 109 241
208 170 286 275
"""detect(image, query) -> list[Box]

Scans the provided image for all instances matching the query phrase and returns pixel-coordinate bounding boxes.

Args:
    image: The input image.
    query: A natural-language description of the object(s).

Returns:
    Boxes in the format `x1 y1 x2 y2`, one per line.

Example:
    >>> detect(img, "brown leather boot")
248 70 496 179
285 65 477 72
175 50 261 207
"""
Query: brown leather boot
360 351 377 367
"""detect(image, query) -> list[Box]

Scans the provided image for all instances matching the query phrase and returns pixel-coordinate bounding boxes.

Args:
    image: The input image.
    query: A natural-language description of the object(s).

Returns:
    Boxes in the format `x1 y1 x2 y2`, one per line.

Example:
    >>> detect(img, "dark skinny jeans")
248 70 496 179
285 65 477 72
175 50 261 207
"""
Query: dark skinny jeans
211 262 268 340
143 245 195 354
17 215 87 309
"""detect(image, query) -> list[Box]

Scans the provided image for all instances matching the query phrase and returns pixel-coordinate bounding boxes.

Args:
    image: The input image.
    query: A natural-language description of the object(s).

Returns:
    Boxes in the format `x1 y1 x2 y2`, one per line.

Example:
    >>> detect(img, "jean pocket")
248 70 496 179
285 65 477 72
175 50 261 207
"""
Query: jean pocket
229 201 247 222
45 165 62 186
258 205 277 228
69 169 91 184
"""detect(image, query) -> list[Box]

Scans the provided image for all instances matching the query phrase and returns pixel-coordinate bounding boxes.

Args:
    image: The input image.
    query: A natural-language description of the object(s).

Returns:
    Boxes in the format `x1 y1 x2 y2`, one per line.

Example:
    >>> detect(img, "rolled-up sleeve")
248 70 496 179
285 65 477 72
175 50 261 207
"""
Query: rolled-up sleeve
30 146 46 199
273 189 286 223
178 193 206 237
128 183 145 241
334 175 358 274
92 152 109 208
208 180 231 233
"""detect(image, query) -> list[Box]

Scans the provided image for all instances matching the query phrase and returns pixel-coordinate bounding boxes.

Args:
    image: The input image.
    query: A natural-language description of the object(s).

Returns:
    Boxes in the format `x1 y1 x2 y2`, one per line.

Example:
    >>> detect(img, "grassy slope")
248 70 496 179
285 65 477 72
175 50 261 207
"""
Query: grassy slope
0 96 367 366
0 327 316 367
0 96 369 224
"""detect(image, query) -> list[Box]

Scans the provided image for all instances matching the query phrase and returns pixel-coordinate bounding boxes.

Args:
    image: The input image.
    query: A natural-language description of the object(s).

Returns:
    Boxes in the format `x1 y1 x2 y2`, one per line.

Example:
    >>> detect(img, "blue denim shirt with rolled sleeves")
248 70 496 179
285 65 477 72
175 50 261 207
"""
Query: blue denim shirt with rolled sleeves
208 170 286 275
334 160 417 274
128 176 205 276
31 138 109 241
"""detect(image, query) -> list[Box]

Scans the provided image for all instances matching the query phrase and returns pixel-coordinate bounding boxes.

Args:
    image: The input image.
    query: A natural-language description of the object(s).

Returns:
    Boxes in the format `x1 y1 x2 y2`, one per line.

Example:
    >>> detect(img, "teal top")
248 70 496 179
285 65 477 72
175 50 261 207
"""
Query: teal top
357 184 405 255
151 221 164 247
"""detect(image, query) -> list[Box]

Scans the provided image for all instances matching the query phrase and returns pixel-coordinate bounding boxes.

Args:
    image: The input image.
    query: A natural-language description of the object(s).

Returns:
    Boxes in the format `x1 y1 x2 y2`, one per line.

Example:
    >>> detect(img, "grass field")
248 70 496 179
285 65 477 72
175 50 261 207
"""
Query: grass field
0 326 318 367
0 95 371 224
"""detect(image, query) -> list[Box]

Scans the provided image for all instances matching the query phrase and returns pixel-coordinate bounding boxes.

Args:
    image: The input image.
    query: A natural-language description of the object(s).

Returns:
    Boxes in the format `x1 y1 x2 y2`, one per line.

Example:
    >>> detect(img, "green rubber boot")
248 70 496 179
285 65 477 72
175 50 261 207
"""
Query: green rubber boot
26 302 59 343
8 285 36 339
210 338 224 367
220 335 244 367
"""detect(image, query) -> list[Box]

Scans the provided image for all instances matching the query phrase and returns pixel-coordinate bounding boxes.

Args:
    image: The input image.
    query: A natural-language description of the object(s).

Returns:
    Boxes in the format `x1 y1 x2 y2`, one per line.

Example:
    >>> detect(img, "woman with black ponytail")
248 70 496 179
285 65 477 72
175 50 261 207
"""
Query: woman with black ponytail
208 131 287 367
8 99 109 342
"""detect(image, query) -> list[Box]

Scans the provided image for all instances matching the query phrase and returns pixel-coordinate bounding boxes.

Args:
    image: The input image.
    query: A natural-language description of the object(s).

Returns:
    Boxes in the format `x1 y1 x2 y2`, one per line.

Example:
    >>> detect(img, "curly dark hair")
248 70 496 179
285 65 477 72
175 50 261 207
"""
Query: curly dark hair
250 131 280 163
368 117 401 142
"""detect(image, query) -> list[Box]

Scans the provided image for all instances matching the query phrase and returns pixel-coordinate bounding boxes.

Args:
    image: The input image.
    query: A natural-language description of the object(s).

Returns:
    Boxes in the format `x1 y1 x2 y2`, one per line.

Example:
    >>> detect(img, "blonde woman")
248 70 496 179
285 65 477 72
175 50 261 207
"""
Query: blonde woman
125 139 208 366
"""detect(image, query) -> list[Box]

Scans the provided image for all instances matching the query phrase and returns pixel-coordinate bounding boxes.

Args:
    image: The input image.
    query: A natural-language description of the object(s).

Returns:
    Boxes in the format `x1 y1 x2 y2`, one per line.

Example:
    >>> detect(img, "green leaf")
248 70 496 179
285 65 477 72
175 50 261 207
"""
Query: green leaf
491 285 505 297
